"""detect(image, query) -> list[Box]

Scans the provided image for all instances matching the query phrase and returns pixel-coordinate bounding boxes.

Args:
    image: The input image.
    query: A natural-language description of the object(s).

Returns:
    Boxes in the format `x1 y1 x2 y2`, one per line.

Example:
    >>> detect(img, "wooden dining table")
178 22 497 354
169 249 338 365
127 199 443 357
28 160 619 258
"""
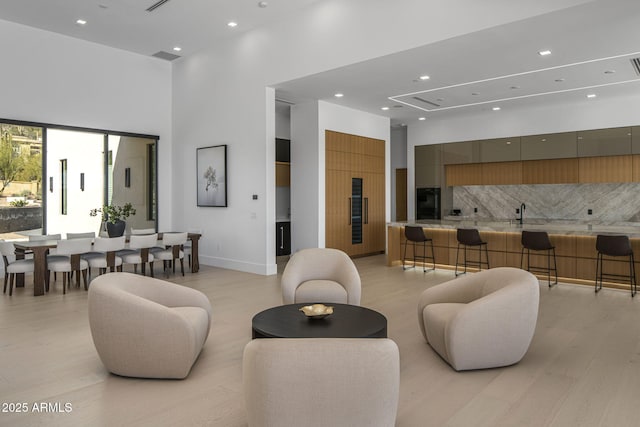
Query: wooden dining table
13 232 202 296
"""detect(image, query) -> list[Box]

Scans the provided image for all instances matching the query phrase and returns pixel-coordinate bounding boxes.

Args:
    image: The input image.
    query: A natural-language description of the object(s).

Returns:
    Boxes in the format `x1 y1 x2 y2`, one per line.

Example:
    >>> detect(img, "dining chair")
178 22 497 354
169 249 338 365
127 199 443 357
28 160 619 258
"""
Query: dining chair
1 241 35 296
131 228 156 235
151 232 188 277
47 238 93 294
67 232 96 239
84 236 126 280
119 234 158 276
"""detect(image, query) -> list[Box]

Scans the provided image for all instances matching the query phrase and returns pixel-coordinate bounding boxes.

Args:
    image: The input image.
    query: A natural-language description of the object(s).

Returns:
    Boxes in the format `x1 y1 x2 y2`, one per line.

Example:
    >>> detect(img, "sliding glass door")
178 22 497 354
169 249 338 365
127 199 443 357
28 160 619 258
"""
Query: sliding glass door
0 118 158 239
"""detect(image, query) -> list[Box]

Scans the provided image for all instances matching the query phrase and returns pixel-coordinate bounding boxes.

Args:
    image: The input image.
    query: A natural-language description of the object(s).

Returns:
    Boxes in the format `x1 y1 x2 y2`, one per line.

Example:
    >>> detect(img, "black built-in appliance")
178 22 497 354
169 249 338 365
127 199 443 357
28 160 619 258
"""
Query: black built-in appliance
416 187 441 220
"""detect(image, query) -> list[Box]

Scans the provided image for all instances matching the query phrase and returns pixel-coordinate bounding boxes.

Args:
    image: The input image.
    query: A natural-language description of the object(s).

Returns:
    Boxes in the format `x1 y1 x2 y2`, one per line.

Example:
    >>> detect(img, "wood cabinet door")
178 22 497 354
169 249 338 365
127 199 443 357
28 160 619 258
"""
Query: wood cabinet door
578 155 632 183
362 172 386 254
481 161 522 185
445 163 482 186
325 169 352 254
522 158 578 184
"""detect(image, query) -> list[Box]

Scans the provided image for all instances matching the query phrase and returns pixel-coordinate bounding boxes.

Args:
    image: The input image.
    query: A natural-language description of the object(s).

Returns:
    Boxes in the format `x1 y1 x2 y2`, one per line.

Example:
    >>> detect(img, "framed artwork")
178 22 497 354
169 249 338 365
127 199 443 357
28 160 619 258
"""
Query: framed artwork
197 144 227 207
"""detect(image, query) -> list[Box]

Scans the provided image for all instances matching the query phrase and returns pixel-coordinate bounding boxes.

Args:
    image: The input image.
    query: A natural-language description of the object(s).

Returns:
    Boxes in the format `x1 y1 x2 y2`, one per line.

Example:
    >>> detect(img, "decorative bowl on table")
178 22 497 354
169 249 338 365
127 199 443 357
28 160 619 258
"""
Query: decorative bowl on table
299 304 334 319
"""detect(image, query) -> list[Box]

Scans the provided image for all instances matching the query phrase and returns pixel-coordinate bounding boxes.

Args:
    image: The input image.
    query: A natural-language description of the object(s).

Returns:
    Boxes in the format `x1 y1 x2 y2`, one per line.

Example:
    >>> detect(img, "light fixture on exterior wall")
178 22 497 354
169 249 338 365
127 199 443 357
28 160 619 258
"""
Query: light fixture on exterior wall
80 173 85 191
49 177 53 192
125 168 131 188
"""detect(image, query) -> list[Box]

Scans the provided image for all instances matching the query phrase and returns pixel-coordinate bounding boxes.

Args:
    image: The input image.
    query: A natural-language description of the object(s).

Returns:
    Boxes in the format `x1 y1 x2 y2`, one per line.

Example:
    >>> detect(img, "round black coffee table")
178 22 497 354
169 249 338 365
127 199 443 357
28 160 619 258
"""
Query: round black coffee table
252 303 387 339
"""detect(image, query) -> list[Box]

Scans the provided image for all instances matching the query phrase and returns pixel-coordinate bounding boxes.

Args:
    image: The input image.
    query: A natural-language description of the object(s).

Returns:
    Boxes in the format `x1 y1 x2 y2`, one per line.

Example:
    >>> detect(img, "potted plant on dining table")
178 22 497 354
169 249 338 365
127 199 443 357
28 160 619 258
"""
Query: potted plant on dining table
89 203 136 237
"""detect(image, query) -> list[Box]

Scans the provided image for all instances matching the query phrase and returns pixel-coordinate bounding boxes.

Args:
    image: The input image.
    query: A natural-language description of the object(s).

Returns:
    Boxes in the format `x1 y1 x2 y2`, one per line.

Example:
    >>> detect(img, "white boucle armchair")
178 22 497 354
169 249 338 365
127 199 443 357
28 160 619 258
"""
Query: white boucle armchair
243 338 399 427
88 272 212 379
281 248 361 305
418 267 540 371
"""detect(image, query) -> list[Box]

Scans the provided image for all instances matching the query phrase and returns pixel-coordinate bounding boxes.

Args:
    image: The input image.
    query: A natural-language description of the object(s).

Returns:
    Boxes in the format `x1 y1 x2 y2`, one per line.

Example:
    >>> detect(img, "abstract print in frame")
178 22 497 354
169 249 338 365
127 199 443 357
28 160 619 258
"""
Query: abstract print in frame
197 144 227 207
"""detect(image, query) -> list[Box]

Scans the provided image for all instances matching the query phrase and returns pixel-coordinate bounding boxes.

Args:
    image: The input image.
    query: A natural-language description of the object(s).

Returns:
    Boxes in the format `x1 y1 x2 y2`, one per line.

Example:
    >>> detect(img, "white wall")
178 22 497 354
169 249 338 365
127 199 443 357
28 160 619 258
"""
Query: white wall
290 102 320 252
46 129 104 235
172 0 595 274
0 19 172 230
407 92 640 219
390 126 408 221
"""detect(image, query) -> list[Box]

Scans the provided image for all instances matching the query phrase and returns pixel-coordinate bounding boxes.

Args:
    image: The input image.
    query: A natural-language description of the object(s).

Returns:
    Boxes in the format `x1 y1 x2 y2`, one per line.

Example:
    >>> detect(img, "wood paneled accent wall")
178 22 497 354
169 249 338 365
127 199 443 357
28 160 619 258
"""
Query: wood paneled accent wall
326 130 385 257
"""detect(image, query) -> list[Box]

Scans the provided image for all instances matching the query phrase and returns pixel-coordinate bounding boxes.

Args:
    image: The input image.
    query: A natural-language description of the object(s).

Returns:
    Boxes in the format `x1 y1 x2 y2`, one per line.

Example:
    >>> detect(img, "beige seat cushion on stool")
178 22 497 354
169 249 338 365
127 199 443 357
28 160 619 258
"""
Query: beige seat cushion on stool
418 267 539 371
243 338 399 427
88 272 212 379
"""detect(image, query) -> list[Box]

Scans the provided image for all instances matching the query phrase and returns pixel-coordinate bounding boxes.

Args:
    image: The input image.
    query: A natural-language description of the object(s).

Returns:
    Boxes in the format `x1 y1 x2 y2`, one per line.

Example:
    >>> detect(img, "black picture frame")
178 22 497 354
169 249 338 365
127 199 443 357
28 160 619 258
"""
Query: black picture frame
197 144 227 207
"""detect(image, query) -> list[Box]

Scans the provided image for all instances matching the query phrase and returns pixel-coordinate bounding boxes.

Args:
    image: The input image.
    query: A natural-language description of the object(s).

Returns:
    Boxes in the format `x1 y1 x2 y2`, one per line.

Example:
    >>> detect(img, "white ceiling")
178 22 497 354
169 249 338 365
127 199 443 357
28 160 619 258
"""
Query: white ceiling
0 0 323 57
1 0 639 124
274 0 640 124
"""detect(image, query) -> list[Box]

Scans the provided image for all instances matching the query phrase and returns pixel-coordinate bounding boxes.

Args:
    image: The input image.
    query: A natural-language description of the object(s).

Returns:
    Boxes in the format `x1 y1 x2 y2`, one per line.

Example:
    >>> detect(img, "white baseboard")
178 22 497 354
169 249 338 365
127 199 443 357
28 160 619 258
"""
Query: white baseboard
199 255 277 276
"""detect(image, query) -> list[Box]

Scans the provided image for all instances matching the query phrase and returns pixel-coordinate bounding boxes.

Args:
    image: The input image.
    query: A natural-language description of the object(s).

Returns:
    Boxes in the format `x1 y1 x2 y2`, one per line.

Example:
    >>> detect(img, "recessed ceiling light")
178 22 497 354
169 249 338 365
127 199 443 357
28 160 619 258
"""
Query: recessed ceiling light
381 107 389 111
418 117 426 121
227 21 238 27
587 93 597 98
419 75 430 80
538 50 552 56
76 19 87 25
492 107 501 111
334 93 344 98
506 141 512 145
541 139 547 142
173 46 182 52
604 70 616 74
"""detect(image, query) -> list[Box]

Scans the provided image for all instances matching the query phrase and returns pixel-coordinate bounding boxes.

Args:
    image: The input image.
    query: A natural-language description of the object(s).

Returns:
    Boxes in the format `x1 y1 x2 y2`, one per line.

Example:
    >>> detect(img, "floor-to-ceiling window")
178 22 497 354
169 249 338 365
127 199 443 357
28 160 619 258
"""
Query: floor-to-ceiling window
0 119 158 240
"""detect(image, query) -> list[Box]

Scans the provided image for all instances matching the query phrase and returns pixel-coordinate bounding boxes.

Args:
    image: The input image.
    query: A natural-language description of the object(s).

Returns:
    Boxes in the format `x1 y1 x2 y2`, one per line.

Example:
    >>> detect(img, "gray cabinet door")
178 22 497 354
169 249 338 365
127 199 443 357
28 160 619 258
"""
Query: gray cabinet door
442 141 480 164
521 132 577 160
577 127 631 157
415 144 442 187
479 137 520 162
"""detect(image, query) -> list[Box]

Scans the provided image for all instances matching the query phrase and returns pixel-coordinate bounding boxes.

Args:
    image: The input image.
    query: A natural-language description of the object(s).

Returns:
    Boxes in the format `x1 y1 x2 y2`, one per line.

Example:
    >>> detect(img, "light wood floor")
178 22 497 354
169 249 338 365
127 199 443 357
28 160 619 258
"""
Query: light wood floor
2 257 640 426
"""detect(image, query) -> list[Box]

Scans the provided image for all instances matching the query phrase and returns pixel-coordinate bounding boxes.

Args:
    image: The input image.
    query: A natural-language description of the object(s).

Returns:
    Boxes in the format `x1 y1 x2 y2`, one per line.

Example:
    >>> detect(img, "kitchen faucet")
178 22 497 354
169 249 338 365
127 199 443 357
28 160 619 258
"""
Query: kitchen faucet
517 203 526 225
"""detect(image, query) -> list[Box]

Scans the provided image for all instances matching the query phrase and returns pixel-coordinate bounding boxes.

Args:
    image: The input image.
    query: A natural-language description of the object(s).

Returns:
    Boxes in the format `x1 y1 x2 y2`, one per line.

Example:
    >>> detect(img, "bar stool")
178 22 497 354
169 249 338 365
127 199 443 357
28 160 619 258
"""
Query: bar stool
402 226 435 272
521 230 557 287
595 234 636 297
455 228 489 276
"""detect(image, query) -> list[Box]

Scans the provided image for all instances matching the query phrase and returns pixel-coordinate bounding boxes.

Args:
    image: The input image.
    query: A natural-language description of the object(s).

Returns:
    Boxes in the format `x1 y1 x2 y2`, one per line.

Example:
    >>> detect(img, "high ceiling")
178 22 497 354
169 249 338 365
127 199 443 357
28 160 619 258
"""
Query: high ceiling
1 0 639 124
0 0 323 57
275 0 640 124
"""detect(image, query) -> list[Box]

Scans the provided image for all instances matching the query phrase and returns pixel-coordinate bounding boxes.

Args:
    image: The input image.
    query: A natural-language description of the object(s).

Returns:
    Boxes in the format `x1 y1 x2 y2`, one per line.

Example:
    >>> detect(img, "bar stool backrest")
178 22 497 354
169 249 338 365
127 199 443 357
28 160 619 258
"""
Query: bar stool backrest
404 226 428 243
457 228 483 246
596 234 633 257
521 231 553 251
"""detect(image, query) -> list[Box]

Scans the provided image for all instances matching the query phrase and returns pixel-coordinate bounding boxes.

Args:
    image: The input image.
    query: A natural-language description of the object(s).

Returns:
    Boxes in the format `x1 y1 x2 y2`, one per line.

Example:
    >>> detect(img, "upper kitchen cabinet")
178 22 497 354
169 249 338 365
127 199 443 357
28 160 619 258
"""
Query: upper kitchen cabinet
521 132 577 160
479 137 521 162
415 144 442 187
577 127 631 157
442 140 480 165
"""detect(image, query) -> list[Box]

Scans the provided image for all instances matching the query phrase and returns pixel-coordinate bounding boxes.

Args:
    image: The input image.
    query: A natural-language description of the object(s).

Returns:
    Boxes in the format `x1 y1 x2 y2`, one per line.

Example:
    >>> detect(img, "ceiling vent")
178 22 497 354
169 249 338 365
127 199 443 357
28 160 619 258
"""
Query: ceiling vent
630 57 640 76
152 50 181 61
146 0 171 12
412 96 440 108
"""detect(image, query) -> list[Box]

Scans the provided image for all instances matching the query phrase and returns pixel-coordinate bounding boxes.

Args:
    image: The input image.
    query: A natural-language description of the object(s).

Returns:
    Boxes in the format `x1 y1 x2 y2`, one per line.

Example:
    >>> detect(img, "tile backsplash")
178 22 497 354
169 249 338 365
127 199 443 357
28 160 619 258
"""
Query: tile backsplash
452 183 640 222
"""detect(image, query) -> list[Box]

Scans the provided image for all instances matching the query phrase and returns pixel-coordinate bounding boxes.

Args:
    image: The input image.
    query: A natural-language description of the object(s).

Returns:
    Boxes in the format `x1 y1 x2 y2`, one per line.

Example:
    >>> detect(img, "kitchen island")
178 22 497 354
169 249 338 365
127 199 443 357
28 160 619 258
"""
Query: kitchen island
387 219 640 291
